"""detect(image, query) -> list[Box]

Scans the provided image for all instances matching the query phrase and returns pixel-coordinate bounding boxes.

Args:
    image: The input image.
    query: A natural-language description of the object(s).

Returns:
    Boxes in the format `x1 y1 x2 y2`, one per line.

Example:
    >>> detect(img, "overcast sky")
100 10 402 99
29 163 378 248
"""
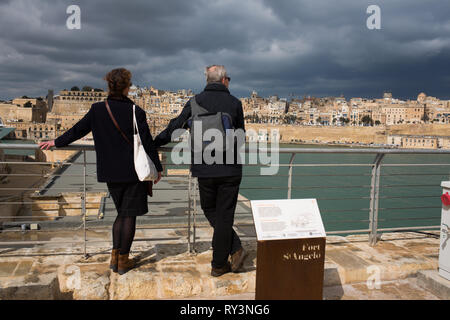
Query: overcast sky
0 0 449 100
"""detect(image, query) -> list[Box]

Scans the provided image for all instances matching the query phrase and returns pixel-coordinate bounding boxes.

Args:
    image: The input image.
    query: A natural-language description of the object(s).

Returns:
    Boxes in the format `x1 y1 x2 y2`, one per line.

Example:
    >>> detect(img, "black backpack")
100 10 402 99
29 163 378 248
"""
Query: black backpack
187 97 234 154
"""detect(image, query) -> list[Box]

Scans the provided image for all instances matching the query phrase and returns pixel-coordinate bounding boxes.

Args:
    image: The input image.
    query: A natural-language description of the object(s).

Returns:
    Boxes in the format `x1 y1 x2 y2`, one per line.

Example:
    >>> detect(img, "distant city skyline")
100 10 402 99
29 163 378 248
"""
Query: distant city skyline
0 84 438 103
1 0 449 101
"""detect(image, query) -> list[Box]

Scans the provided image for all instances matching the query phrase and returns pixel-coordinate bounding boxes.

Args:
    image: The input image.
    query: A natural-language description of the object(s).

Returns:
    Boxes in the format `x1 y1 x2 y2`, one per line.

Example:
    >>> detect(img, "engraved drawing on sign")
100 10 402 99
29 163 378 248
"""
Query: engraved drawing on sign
291 214 310 228
291 211 317 235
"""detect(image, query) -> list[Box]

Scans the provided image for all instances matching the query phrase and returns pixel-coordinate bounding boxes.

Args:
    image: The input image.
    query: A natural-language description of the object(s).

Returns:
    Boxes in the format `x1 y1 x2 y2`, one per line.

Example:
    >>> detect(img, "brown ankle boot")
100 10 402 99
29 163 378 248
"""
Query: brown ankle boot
110 249 119 273
118 253 136 275
211 262 231 277
230 247 248 273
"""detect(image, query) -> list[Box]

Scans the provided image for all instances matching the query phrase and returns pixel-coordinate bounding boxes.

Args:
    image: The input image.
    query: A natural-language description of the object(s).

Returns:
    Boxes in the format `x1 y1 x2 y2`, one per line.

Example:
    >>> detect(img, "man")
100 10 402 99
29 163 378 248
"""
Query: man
154 65 247 277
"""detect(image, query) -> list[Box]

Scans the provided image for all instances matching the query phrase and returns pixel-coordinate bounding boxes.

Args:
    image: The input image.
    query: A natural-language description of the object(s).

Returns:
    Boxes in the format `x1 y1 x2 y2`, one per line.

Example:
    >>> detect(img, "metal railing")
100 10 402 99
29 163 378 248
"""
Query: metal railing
0 143 449 257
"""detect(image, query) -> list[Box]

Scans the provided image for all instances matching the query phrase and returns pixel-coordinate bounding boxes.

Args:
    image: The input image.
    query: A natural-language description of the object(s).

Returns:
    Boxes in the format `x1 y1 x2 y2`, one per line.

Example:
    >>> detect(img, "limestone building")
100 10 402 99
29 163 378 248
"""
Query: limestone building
52 89 108 114
387 134 450 149
381 103 424 125
5 121 60 140
0 98 47 123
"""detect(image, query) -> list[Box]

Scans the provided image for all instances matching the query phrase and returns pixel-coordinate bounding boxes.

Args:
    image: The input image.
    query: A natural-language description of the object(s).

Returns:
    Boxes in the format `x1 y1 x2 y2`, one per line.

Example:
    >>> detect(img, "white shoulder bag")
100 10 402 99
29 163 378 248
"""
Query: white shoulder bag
133 105 159 181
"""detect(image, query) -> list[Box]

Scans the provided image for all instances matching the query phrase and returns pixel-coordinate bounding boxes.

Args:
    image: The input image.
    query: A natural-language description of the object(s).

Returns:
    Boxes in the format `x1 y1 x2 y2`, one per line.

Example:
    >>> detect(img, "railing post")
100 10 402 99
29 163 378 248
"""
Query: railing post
187 173 192 253
287 153 296 199
192 178 198 253
82 150 88 258
369 153 384 246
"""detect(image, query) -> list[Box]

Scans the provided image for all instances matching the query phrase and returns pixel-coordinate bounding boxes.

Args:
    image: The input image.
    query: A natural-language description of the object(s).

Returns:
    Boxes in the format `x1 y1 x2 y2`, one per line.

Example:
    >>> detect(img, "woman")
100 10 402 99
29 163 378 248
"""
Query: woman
39 68 163 275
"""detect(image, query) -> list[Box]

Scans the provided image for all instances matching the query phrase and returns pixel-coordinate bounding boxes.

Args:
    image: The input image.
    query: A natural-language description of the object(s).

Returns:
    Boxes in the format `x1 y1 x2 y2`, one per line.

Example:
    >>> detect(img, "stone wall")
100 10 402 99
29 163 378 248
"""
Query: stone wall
0 100 47 123
246 123 450 146
387 123 450 136
31 192 108 220
36 149 79 163
0 148 7 176
0 196 23 225
246 123 387 144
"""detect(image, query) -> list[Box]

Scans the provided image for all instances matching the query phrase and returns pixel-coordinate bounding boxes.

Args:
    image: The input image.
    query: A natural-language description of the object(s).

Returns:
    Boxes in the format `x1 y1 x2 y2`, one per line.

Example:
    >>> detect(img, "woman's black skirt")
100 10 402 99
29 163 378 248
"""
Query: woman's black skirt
107 181 148 216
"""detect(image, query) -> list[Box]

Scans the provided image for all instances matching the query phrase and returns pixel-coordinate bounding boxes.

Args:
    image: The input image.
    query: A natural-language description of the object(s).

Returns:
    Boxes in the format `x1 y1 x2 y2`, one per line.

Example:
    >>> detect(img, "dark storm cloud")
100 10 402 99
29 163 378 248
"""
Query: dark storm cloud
0 0 449 100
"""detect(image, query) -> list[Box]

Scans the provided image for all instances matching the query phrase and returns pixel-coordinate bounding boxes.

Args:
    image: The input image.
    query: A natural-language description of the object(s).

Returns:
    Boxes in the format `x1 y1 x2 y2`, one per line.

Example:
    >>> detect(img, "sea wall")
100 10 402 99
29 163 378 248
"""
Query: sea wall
246 123 450 146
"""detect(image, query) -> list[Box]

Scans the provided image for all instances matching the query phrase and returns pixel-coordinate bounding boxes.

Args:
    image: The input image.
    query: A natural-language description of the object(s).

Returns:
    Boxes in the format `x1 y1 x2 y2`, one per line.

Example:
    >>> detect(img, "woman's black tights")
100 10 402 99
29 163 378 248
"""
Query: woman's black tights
112 216 136 255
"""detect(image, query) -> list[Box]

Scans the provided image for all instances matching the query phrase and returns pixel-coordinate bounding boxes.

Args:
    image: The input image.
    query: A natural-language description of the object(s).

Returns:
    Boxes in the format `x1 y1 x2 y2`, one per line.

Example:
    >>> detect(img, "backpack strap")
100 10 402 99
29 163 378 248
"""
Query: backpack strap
190 97 209 116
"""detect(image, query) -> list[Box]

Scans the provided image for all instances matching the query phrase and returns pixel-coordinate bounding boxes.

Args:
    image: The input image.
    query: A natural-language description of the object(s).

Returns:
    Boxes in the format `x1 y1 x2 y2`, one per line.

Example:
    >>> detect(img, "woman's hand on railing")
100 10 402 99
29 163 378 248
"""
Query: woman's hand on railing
38 140 55 150
154 171 162 184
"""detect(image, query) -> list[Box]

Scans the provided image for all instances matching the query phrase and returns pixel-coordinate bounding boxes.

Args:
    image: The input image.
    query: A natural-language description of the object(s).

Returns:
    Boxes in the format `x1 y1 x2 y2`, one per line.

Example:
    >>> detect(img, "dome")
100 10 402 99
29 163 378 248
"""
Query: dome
417 92 427 102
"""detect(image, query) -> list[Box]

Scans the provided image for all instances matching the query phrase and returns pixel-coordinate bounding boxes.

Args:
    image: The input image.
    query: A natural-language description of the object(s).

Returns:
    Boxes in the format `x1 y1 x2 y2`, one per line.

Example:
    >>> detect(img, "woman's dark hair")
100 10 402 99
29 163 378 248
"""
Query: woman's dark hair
104 68 132 96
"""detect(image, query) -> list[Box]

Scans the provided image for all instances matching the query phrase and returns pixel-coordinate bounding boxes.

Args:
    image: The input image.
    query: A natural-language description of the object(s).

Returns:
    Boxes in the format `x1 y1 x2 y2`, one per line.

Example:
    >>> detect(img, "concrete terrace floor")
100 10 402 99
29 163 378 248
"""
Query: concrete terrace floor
0 227 447 300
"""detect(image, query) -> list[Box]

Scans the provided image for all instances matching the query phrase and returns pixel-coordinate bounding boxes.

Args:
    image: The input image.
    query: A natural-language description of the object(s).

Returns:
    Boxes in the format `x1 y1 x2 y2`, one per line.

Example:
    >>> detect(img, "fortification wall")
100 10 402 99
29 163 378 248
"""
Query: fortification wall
246 123 450 145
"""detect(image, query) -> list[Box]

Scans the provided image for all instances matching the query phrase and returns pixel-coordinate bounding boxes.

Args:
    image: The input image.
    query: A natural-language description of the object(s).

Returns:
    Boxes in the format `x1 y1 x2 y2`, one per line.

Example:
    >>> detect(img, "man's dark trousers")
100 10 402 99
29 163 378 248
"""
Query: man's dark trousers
197 175 242 269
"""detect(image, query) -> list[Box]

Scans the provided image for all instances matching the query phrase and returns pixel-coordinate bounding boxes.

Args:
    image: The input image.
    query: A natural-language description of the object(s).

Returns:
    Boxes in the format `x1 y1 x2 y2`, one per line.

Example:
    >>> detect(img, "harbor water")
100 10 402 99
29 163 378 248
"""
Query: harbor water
165 143 450 233
239 143 450 233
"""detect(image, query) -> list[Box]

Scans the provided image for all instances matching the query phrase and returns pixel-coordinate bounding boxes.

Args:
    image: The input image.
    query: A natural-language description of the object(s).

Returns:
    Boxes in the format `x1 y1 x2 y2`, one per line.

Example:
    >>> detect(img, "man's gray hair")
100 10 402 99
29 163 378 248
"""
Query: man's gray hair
205 65 227 84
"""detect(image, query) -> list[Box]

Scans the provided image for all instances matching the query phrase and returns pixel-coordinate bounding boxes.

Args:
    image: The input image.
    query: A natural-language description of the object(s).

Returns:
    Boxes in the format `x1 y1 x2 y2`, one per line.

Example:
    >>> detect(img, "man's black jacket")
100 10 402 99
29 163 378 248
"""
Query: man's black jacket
55 95 163 183
154 83 245 177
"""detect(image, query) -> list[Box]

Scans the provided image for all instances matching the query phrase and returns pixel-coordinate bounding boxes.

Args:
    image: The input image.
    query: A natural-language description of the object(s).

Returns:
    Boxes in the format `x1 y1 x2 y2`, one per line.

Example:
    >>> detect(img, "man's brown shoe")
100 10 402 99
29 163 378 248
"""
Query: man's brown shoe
118 253 136 275
110 249 119 273
211 262 231 277
230 248 248 272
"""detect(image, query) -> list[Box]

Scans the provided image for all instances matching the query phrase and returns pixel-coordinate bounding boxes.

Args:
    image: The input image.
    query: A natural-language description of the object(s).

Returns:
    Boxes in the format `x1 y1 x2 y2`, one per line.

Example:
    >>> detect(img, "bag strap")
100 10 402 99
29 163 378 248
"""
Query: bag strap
132 105 140 138
105 99 132 146
190 97 209 116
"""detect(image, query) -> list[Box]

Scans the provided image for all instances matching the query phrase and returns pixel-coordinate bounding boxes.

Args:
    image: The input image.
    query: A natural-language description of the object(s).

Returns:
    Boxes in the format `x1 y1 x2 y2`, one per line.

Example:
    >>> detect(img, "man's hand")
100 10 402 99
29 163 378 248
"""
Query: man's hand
154 171 162 184
39 140 55 150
